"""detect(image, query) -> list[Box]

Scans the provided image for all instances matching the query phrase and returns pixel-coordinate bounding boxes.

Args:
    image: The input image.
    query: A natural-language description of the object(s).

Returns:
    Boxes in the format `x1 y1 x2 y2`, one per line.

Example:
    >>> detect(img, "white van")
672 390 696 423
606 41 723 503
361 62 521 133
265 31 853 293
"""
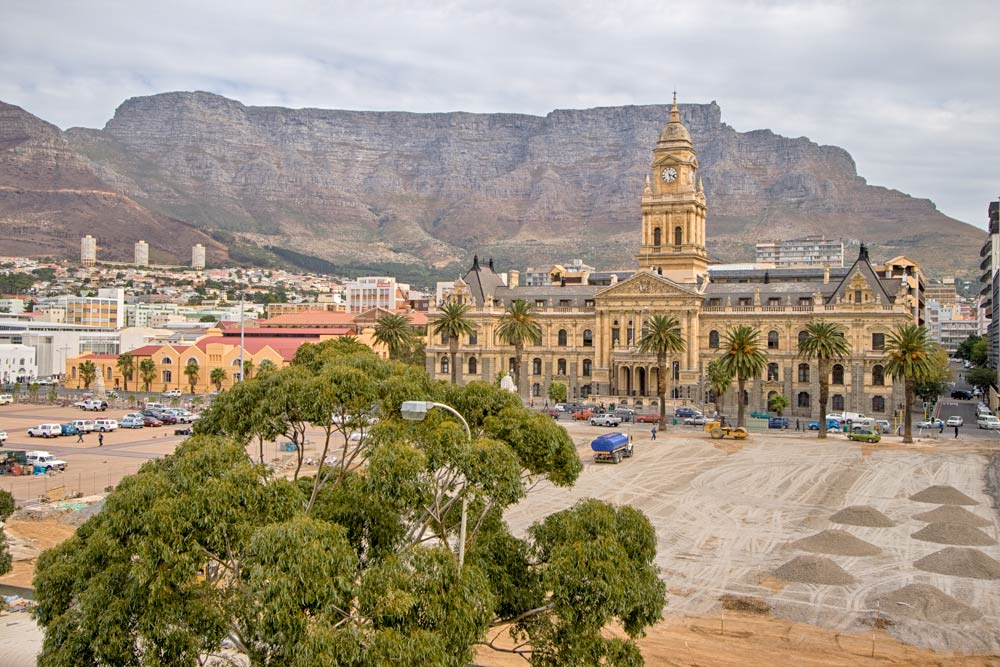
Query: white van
27 423 61 438
828 412 867 423
977 415 1000 430
94 418 118 432
0 394 13 405
71 419 95 433
145 402 167 412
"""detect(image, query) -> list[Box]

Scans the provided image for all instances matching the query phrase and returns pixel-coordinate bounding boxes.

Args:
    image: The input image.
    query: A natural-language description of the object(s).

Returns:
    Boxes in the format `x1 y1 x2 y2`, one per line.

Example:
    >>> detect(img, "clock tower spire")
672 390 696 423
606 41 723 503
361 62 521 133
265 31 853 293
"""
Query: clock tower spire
637 95 708 283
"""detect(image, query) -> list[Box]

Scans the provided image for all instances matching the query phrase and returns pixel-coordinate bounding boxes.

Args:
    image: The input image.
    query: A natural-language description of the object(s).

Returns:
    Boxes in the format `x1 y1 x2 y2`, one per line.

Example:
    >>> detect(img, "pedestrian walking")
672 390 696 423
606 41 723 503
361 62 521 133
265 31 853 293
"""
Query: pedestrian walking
651 426 657 440
939 422 944 435
76 430 84 443
954 425 959 439
795 418 801 431
98 432 104 447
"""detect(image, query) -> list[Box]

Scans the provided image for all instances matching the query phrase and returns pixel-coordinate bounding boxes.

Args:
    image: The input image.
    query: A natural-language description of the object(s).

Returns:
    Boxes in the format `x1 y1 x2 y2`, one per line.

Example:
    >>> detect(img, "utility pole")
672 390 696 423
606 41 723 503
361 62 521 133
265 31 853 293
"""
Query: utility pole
238 293 245 383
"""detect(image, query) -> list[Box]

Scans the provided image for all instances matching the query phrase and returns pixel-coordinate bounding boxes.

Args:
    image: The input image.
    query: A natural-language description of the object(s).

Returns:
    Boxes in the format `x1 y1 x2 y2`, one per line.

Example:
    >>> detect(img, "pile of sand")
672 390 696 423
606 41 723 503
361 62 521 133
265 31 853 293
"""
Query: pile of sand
912 523 997 547
914 547 1000 580
866 584 982 624
829 505 895 527
913 505 991 527
772 555 855 585
789 529 882 556
908 485 978 506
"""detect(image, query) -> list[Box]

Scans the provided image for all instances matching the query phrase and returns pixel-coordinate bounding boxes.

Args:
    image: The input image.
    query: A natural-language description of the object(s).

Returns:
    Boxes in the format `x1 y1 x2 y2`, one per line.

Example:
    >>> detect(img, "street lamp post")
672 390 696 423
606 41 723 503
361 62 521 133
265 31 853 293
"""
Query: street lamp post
401 400 472 570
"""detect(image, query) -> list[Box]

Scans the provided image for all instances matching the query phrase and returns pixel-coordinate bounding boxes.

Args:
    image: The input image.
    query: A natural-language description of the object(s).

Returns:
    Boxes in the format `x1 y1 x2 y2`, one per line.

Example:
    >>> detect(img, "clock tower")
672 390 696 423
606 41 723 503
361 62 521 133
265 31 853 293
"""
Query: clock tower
637 94 708 283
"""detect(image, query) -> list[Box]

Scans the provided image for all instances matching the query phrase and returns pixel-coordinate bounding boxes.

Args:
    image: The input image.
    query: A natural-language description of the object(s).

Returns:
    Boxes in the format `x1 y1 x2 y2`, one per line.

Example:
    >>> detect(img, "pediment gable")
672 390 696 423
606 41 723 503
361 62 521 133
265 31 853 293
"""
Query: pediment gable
595 270 701 301
828 260 893 306
652 154 698 168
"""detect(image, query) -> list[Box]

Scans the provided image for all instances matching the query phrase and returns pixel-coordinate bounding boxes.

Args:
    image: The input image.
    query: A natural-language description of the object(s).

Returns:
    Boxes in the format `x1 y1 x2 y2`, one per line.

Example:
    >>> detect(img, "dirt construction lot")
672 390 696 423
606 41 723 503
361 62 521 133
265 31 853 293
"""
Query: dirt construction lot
506 422 1000 658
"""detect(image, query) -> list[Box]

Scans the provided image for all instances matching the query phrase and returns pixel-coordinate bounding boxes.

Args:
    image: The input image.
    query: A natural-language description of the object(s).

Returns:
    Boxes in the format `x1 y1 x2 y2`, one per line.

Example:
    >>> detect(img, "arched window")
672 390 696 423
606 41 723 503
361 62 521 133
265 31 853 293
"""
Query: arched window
532 383 541 397
161 357 173 365
832 394 845 411
468 357 477 375
832 364 844 385
674 226 683 246
767 363 779 382
653 227 661 246
532 358 542 375
798 330 809 348
232 358 242 367
440 357 449 374
672 361 680 381
71 366 77 379
583 359 592 376
872 364 884 386
872 396 885 413
162 370 172 383
767 330 779 349
557 358 567 375
106 366 113 379
582 329 593 347
709 330 720 348
798 363 810 383
187 358 199 367
797 391 810 408
557 329 567 347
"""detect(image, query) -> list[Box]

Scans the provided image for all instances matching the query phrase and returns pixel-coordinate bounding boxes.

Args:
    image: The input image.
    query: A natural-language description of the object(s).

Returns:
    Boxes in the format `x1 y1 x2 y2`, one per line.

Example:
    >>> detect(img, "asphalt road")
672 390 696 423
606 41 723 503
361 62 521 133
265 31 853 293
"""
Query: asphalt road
935 360 998 441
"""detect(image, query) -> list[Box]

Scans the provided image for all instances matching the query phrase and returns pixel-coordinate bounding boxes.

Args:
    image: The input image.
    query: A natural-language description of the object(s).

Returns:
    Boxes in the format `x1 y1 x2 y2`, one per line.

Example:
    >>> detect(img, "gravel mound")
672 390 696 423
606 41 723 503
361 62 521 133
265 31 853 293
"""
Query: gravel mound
866 584 982 624
914 547 1000 580
913 505 991 527
829 505 895 527
912 523 996 547
908 485 978 506
773 555 855 585
789 529 882 556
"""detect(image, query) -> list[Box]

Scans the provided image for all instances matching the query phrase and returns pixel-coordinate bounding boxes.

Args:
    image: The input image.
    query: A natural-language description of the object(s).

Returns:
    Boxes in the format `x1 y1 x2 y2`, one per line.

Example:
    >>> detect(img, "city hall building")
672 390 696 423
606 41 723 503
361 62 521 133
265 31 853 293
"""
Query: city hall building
426 98 917 419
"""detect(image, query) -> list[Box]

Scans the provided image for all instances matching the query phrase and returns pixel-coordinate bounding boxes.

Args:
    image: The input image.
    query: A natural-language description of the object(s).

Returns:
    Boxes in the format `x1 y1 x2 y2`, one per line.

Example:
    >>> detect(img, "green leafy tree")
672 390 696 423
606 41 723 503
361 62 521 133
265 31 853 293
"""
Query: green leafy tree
768 392 790 416
967 365 996 397
706 357 732 418
47 385 57 404
971 337 989 367
28 382 40 403
210 367 227 391
0 489 13 576
78 360 97 390
547 381 567 405
184 361 200 394
495 299 542 401
374 312 415 360
636 314 686 429
431 302 475 386
883 324 935 443
116 352 134 392
138 358 157 393
797 321 851 439
717 326 768 428
914 346 951 402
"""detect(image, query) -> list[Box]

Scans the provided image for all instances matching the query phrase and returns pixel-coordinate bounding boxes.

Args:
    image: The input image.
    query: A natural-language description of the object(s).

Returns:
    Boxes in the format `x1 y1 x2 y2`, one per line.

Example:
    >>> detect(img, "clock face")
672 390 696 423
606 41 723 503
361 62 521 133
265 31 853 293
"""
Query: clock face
661 167 677 183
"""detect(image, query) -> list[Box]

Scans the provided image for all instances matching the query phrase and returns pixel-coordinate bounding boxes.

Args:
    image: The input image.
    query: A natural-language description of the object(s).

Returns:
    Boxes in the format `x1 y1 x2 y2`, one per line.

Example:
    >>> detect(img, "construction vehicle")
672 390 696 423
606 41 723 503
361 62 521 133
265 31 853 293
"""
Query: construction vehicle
705 420 749 440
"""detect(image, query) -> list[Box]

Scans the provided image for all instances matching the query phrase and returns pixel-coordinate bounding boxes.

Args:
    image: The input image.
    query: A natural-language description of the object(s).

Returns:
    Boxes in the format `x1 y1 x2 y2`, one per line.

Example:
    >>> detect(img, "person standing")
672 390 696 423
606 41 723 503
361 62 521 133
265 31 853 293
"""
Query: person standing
98 432 104 447
795 418 801 431
651 426 657 440
954 425 959 439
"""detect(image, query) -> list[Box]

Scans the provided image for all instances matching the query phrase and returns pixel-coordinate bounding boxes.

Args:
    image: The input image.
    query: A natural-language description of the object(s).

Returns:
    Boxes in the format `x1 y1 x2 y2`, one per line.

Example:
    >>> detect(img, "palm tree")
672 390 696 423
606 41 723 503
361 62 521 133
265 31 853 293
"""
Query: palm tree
883 324 934 444
258 359 277 375
139 358 157 393
706 357 733 418
636 315 686 429
116 353 134 392
495 299 542 400
184 361 200 394
374 312 415 360
210 367 227 392
797 321 851 440
431 302 475 385
768 393 790 416
79 360 97 390
242 359 254 381
717 326 768 428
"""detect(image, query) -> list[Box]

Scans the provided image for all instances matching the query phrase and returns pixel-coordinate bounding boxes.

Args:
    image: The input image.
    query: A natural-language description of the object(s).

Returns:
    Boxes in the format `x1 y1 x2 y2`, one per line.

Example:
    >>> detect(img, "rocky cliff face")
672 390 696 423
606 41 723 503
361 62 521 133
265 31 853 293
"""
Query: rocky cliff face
3 92 984 277
0 101 227 265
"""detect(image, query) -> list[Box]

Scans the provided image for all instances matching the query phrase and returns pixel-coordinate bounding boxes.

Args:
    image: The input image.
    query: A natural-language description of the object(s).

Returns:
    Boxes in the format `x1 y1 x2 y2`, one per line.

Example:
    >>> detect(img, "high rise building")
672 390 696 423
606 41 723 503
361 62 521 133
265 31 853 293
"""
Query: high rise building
192 244 206 270
134 240 149 267
81 235 97 266
755 236 844 268
981 200 999 373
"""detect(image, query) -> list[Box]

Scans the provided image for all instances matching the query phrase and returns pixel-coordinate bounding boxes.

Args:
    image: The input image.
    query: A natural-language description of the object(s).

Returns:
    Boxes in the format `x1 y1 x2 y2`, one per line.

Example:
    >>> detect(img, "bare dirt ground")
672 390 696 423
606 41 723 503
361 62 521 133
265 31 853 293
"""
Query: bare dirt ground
504 423 1000 658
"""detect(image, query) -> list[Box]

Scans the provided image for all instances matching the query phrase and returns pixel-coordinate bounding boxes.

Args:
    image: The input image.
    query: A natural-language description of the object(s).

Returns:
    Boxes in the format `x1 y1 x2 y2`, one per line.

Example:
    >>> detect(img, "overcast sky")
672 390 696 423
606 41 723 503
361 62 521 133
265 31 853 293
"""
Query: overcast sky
2 0 998 227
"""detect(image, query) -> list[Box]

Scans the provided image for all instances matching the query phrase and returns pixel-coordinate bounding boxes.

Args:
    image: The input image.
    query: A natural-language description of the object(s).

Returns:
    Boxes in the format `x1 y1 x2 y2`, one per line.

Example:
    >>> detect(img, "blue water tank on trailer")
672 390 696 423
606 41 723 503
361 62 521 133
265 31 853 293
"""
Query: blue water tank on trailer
591 432 629 452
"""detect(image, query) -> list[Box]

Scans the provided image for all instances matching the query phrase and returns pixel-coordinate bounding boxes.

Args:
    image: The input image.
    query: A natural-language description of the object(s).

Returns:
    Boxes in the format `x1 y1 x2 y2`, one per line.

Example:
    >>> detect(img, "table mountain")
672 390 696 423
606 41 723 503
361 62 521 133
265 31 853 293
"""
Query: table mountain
4 92 984 278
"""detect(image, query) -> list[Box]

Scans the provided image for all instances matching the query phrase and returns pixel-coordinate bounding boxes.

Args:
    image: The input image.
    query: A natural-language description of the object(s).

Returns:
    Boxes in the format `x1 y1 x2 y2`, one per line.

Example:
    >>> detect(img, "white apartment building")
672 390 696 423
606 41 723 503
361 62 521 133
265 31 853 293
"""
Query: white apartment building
134 240 149 267
81 235 97 265
0 344 38 383
192 244 206 270
755 237 844 268
0 298 26 315
345 276 409 313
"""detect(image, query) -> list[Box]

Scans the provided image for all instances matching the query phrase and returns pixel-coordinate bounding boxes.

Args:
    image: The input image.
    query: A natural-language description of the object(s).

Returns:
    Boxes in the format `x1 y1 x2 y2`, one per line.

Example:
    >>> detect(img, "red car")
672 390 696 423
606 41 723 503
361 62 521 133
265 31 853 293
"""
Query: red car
143 415 163 427
636 414 659 423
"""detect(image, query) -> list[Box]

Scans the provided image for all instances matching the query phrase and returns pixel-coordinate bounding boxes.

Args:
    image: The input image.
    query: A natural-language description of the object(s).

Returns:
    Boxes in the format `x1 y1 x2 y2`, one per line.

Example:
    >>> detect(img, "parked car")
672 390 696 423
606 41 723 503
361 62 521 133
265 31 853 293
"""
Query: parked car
143 409 177 425
674 407 701 419
120 416 145 429
27 423 62 438
847 428 881 443
684 415 707 426
167 409 195 423
80 399 108 411
945 416 964 427
874 419 892 434
916 418 945 429
163 389 183 398
951 390 973 400
71 419 95 433
143 415 163 427
0 430 6 443
26 450 67 471
590 413 623 427
808 419 842 431
94 418 119 432
553 403 567 412
60 423 80 436
636 414 659 423
768 416 790 429
572 409 594 421
0 394 13 405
